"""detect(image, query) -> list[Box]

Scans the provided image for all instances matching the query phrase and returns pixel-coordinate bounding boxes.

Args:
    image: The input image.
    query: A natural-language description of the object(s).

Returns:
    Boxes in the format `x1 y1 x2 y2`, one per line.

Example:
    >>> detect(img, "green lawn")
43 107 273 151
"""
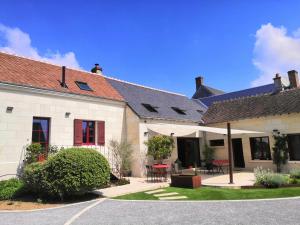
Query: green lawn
114 186 300 201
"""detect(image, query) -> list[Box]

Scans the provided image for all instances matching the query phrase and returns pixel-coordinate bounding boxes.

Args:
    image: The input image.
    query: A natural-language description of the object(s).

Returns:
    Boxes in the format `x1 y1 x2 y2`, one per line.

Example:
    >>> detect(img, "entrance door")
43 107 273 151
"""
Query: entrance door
232 138 245 168
177 138 201 168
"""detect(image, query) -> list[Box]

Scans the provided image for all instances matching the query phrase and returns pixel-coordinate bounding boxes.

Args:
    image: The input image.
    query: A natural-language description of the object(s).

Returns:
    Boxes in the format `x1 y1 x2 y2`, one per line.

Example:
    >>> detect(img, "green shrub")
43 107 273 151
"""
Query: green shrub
254 167 288 188
22 148 110 200
289 178 299 184
290 168 300 179
0 178 25 200
263 173 289 188
25 143 44 164
22 162 45 194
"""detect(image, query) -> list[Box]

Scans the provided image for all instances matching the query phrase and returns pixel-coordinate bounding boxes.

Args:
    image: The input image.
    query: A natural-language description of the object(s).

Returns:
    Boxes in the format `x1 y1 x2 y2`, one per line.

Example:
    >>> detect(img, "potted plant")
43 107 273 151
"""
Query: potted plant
145 135 174 164
203 144 215 171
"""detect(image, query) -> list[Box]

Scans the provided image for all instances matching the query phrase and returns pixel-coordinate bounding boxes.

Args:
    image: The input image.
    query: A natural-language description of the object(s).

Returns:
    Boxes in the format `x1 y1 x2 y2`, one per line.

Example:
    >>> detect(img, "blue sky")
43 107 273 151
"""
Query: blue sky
1 1 300 96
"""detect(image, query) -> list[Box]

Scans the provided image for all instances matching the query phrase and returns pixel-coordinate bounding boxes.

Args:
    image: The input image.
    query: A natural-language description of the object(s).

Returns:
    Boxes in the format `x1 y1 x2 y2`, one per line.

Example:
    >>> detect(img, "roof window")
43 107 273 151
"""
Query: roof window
142 103 158 113
75 81 93 91
171 107 186 115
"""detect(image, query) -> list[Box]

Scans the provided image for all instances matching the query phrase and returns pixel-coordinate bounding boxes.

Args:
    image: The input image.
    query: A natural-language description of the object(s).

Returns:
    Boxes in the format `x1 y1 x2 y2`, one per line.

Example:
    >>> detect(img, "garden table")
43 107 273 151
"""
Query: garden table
152 164 169 181
212 160 229 174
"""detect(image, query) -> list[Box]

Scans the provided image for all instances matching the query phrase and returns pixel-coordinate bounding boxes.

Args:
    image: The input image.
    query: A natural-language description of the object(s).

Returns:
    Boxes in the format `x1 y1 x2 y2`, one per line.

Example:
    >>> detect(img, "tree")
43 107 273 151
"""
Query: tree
109 139 133 178
272 132 289 173
202 144 215 170
145 135 174 163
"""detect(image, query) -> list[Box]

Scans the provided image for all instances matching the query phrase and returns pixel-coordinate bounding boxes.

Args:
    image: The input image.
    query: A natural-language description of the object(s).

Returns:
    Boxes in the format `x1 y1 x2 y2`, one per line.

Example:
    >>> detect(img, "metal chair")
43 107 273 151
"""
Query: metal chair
146 165 154 182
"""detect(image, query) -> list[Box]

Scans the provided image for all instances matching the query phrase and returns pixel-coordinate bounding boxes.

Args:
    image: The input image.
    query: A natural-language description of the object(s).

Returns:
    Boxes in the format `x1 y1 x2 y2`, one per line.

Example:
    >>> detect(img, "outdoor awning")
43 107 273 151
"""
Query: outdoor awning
146 123 264 137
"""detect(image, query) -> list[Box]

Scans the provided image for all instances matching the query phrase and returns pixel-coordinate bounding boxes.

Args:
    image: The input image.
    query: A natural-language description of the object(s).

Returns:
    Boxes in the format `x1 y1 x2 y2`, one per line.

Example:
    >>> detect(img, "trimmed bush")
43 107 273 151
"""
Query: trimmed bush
22 148 110 199
290 169 300 179
0 178 25 200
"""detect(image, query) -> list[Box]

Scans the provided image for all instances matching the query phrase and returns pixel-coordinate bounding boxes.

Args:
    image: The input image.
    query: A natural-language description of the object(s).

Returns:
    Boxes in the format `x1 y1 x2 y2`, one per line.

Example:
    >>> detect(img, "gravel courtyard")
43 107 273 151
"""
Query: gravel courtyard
1 197 300 225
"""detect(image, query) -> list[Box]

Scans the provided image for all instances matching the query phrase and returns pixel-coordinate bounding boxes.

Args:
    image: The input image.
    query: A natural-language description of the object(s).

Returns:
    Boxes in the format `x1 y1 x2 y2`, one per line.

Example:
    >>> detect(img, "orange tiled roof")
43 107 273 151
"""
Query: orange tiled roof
0 52 124 102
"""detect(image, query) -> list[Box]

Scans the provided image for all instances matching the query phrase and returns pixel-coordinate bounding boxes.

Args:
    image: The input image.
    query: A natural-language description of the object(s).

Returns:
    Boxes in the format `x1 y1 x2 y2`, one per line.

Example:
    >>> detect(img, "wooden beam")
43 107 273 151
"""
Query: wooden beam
227 122 234 184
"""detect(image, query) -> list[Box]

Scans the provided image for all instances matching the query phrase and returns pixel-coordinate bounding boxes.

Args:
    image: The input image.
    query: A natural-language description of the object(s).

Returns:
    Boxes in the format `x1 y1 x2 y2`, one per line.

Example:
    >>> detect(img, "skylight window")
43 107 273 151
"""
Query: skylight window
171 107 186 115
142 103 158 113
75 81 93 91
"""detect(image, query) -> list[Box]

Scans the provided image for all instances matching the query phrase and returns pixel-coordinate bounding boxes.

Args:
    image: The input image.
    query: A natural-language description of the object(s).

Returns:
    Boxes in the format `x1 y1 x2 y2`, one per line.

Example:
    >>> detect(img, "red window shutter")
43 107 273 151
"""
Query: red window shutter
97 121 105 146
74 119 83 146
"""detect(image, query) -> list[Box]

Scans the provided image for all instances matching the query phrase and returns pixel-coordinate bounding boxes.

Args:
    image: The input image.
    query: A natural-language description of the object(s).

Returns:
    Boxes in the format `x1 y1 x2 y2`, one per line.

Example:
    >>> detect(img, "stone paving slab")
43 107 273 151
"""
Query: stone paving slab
158 196 188 200
145 189 166 194
154 192 179 197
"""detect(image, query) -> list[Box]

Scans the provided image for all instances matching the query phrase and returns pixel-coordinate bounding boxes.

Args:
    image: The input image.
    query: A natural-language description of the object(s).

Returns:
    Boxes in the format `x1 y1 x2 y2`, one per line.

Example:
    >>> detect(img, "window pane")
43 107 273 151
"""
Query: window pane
32 117 50 147
32 131 40 142
250 137 271 160
32 120 41 130
82 121 87 144
288 134 300 161
89 136 95 143
210 139 224 147
40 131 48 142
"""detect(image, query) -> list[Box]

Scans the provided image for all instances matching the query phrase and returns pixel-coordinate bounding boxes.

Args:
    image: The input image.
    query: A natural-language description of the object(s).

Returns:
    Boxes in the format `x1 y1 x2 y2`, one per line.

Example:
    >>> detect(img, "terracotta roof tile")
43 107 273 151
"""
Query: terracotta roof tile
0 52 124 102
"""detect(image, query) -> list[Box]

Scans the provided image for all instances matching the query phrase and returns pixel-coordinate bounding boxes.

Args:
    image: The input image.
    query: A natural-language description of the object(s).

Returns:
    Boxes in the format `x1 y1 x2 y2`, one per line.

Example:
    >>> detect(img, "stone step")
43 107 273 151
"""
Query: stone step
145 189 165 194
154 192 179 197
159 196 188 200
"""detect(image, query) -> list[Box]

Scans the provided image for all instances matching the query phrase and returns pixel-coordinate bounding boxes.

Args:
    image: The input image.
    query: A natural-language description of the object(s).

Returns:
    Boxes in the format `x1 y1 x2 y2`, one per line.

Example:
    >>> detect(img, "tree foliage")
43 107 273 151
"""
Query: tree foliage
272 132 289 173
145 135 174 162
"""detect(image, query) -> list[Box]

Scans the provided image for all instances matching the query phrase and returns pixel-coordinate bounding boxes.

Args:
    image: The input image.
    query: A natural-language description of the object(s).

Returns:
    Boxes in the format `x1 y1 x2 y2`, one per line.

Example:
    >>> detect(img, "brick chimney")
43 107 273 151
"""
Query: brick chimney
91 63 103 75
195 76 204 90
288 70 299 88
273 73 283 92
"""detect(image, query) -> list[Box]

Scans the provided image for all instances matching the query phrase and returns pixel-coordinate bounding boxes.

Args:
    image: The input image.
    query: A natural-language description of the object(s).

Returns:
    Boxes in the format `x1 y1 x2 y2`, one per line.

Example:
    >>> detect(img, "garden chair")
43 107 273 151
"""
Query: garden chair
145 165 153 181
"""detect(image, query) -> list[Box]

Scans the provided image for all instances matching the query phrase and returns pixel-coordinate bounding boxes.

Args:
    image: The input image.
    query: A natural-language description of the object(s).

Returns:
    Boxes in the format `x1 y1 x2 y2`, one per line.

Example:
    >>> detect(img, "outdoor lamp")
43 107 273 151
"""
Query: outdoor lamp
65 112 71 118
6 106 13 113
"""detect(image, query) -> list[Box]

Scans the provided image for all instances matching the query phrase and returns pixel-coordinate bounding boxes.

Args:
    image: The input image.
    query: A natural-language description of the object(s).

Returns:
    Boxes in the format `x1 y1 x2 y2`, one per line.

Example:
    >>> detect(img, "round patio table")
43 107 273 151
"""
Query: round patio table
152 164 169 181
152 164 169 169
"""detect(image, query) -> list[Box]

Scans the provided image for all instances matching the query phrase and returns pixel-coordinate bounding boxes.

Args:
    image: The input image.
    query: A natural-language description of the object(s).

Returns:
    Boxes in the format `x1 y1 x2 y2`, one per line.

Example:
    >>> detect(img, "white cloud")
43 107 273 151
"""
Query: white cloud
252 23 300 86
0 24 80 68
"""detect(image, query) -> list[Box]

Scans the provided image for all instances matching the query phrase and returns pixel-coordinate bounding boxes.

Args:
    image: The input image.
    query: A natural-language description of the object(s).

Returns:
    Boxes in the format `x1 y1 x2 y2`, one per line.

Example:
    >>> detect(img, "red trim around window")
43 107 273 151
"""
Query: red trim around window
32 117 50 150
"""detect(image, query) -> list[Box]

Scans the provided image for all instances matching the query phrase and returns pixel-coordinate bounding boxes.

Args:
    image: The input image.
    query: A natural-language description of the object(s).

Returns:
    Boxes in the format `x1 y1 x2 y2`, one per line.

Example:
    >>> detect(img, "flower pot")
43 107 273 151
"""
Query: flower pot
171 174 201 188
38 154 45 162
121 170 132 177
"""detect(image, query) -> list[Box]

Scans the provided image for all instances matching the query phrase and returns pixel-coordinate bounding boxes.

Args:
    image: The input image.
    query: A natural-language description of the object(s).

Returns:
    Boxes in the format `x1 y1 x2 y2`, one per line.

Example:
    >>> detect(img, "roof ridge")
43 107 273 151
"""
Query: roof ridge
200 83 274 100
211 92 271 105
0 50 107 78
105 76 186 97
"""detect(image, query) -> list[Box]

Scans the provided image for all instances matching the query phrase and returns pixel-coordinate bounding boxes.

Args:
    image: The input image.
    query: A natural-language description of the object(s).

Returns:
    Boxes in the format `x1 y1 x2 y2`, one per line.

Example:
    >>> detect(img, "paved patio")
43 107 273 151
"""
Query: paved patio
201 172 255 188
94 177 169 197
95 171 255 197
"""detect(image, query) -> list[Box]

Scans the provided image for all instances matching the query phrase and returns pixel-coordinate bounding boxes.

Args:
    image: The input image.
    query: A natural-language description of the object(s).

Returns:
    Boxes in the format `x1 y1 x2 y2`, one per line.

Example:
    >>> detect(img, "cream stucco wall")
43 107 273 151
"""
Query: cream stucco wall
205 113 300 172
125 107 203 177
0 85 126 179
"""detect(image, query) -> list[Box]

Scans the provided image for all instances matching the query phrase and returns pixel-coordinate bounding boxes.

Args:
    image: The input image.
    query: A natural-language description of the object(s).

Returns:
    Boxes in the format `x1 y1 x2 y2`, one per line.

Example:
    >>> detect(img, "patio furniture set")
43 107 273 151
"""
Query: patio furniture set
145 164 170 182
145 159 229 182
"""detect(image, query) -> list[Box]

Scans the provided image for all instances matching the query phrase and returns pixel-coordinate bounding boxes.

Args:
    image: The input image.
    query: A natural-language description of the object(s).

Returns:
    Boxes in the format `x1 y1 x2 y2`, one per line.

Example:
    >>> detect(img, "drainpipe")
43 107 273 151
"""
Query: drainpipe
227 123 234 184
